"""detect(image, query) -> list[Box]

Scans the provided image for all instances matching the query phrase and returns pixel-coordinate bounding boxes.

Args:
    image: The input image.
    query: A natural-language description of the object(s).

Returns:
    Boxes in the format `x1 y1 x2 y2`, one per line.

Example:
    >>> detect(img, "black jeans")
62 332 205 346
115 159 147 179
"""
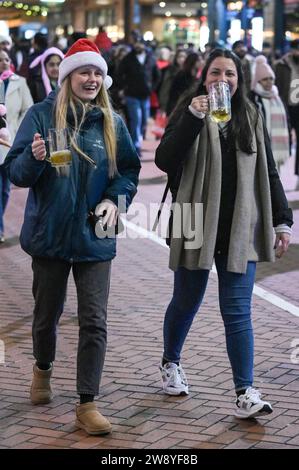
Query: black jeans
31 257 111 395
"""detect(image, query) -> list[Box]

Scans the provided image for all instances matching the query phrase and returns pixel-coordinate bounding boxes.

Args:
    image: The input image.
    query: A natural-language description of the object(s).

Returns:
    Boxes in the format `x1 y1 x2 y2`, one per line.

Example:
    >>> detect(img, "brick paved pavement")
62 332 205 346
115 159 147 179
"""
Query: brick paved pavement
0 126 299 450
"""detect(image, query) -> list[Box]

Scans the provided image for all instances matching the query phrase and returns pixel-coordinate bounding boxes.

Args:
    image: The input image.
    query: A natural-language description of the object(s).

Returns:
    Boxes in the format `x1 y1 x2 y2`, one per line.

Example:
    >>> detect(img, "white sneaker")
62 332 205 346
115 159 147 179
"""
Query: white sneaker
159 362 189 396
234 387 273 419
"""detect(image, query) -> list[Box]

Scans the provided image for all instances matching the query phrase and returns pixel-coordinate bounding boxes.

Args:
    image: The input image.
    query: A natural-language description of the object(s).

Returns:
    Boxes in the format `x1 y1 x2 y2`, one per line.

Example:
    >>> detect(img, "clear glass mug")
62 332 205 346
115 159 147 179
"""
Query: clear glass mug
208 81 231 123
46 128 72 175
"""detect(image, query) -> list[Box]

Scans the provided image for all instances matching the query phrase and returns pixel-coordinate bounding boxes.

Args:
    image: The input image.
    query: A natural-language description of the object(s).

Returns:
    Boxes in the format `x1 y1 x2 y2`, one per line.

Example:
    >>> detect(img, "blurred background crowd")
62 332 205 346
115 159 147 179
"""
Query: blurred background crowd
0 0 299 242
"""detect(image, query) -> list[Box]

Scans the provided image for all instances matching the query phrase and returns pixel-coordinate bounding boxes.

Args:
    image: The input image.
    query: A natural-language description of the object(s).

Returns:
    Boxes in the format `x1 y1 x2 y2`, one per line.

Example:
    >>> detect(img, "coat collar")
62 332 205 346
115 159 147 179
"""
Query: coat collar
5 74 21 96
8 73 20 81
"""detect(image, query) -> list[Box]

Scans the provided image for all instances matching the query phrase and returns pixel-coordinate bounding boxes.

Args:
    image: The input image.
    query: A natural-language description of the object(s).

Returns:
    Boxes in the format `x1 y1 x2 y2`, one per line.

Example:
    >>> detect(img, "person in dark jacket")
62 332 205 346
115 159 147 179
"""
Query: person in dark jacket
158 49 187 113
275 39 299 187
155 49 293 419
117 40 160 155
28 47 64 103
232 40 252 94
166 52 202 116
5 39 140 435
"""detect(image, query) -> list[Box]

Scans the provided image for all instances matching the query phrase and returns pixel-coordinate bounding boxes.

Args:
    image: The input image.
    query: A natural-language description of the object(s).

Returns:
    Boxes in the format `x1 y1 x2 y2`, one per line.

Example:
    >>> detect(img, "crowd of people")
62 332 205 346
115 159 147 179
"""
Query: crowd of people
0 26 296 435
0 31 298 166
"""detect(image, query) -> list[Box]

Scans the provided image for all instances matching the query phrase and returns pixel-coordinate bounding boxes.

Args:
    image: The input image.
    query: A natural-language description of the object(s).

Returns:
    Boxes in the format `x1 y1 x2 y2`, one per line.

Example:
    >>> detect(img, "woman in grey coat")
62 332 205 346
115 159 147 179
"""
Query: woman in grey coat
155 49 293 419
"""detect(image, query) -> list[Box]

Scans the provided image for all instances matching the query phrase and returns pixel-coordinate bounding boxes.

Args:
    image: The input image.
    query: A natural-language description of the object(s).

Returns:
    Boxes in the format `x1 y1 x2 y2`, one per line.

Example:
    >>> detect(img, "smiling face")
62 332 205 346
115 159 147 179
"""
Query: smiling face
70 65 103 102
0 50 11 73
259 76 274 91
45 55 62 81
204 56 238 96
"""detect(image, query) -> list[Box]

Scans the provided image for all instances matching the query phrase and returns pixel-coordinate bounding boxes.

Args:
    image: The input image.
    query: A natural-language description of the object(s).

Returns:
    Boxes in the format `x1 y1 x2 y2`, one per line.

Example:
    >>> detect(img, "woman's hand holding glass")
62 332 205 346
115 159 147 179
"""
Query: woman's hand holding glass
31 133 46 161
190 95 209 115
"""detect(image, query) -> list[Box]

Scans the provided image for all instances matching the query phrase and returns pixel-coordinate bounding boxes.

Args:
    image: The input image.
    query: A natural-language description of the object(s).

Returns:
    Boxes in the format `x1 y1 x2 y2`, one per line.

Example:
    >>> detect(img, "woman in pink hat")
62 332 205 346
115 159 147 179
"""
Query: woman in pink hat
249 55 290 173
5 38 140 435
28 47 64 103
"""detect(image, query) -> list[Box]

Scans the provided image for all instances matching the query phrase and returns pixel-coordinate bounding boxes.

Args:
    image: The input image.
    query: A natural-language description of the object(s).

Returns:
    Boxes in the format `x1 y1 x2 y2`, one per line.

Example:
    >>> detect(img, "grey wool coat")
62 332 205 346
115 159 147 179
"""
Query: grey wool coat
169 112 275 274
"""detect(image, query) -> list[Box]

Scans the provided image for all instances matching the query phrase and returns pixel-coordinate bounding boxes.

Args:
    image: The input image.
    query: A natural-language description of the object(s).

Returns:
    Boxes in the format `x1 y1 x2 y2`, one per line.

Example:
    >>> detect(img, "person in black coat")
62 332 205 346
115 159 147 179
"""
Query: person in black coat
275 39 299 186
117 41 160 155
166 52 203 116
157 49 187 113
155 49 292 419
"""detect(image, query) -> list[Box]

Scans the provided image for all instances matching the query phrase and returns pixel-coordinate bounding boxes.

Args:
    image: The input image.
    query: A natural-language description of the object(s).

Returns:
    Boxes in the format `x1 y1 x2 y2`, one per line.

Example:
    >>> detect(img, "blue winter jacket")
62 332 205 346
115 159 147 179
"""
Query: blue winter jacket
5 91 141 262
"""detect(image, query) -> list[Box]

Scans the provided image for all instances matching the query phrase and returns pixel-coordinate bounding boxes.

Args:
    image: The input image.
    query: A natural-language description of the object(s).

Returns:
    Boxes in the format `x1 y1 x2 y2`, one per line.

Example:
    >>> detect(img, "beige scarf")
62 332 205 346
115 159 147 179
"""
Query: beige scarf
169 112 275 274
254 83 290 167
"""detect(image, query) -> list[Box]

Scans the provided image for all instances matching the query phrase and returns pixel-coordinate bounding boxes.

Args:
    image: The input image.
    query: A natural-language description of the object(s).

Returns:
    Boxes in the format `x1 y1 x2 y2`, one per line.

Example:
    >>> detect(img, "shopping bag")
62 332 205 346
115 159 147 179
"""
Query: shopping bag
151 111 168 140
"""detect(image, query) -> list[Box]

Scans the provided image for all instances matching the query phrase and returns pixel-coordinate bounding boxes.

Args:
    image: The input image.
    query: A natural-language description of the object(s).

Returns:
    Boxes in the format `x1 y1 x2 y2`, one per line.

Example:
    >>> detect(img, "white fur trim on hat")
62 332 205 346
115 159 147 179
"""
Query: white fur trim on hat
58 51 112 89
0 35 12 45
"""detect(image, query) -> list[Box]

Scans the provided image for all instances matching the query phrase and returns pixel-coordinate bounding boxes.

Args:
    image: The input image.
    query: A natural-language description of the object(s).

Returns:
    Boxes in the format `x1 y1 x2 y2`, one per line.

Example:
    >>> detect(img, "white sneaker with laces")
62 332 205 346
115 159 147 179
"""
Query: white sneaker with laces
234 387 273 419
159 362 189 396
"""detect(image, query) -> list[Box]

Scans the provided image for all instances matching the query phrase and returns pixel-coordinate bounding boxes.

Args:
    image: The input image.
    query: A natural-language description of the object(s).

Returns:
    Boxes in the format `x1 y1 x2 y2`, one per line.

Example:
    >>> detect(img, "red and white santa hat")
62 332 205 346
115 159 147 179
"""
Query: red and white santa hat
58 38 112 89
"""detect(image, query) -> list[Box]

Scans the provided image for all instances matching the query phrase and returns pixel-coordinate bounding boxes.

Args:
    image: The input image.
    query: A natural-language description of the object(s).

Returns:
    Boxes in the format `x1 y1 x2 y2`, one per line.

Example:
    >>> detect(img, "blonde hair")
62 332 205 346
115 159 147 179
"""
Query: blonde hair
55 76 117 177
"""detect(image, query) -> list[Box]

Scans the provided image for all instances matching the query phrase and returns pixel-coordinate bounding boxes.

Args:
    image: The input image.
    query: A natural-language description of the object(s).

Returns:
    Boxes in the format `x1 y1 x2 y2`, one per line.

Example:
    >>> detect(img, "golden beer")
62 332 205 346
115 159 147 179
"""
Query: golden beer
208 81 231 124
210 109 231 123
50 150 72 165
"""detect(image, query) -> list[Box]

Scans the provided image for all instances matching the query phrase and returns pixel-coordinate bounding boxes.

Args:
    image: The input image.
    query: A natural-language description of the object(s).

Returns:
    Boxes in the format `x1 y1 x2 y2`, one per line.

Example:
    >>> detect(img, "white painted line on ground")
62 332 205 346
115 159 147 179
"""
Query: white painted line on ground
122 220 168 248
252 285 299 318
122 219 299 319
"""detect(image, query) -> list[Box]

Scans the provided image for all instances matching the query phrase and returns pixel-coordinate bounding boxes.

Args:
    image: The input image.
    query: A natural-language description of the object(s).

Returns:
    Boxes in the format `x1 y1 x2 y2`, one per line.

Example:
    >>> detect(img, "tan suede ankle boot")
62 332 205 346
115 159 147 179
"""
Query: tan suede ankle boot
30 364 53 405
75 402 112 435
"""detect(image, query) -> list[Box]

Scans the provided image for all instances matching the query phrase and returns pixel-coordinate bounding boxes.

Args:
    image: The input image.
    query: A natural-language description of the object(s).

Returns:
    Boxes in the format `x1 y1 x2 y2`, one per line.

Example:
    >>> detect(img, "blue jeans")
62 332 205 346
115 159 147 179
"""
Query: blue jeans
163 255 256 391
125 96 150 154
0 165 10 236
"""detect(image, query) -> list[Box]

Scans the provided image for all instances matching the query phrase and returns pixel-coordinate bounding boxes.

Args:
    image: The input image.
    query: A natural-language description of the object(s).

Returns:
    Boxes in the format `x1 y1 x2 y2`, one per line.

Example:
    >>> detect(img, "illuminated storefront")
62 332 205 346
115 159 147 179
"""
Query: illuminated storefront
158 3 204 49
0 1 48 37
284 0 299 40
225 1 264 48
0 0 298 49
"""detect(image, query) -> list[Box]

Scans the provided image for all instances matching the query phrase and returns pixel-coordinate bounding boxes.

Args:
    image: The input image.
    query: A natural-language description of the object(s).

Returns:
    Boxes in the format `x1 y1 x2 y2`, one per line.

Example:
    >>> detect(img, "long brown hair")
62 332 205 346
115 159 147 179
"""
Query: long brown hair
55 77 117 177
171 49 258 154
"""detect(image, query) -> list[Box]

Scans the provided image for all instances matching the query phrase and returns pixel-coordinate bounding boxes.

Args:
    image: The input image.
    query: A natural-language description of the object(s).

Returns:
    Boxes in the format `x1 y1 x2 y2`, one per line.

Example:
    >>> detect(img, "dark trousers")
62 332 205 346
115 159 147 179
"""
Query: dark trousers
0 165 10 236
289 105 299 175
31 257 111 395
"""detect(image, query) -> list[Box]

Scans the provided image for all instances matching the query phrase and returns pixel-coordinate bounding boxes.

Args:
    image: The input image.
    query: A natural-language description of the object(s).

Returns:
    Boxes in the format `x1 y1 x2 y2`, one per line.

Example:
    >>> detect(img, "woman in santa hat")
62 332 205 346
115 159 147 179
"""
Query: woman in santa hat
4 38 140 435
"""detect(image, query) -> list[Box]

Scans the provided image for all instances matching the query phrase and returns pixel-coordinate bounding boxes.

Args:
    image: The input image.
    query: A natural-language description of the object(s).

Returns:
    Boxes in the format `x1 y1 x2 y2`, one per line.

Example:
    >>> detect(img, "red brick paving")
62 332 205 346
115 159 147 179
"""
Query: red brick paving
0 125 299 449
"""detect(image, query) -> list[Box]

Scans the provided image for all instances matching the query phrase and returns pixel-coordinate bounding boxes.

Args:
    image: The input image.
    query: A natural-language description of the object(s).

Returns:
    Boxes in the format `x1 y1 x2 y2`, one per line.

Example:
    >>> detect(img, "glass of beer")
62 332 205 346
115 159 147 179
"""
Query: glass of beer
47 128 71 176
208 81 231 123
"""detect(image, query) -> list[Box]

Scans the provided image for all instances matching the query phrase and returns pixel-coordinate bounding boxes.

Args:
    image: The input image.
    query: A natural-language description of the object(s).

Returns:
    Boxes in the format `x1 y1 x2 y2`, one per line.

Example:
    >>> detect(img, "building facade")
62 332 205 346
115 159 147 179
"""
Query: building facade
0 0 298 51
